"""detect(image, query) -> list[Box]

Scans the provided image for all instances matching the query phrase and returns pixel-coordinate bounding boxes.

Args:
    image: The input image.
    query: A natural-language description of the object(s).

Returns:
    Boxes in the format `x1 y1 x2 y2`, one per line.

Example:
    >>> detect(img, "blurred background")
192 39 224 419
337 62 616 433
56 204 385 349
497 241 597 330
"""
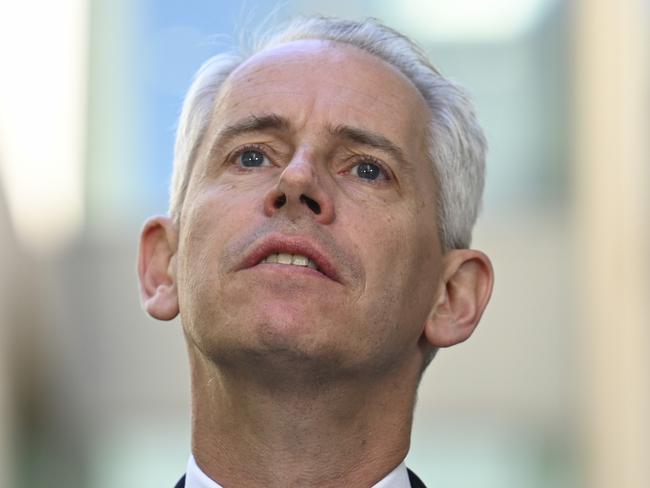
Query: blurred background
0 0 648 487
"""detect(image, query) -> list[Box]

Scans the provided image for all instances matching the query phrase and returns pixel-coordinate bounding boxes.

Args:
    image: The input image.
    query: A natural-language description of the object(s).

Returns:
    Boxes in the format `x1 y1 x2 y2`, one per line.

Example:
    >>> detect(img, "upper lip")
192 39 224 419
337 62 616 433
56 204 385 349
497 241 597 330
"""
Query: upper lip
238 234 341 282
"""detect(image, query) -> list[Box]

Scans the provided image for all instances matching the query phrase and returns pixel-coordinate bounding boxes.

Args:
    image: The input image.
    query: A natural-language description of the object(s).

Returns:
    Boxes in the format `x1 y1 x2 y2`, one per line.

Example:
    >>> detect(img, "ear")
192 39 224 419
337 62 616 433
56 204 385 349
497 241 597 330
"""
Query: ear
137 216 180 321
423 249 494 348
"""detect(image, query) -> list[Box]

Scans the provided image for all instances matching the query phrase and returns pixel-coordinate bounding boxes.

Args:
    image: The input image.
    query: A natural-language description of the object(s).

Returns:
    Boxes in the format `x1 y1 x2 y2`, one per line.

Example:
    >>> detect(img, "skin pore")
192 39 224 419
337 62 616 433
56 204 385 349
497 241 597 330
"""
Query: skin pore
138 39 494 487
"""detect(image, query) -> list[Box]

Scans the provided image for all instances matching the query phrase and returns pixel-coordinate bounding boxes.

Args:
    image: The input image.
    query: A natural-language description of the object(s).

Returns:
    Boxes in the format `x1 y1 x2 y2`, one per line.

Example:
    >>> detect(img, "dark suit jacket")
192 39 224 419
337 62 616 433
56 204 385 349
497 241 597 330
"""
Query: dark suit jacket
175 468 426 487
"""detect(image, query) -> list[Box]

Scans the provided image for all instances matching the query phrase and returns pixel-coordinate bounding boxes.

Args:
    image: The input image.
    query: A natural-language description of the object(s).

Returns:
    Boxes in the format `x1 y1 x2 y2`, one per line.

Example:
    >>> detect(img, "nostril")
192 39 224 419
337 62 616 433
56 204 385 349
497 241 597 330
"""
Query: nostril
274 195 287 209
300 194 321 215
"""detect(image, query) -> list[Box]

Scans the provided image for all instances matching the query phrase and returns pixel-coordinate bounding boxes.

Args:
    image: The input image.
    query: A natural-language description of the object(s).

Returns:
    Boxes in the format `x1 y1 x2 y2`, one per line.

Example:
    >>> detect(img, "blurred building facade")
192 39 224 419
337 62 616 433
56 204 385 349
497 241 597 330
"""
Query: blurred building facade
0 1 647 487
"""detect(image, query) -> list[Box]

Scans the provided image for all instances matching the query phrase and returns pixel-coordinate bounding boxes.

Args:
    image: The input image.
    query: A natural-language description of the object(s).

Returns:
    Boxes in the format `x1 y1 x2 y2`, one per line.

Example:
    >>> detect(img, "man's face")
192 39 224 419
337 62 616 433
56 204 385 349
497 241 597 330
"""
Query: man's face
176 40 443 376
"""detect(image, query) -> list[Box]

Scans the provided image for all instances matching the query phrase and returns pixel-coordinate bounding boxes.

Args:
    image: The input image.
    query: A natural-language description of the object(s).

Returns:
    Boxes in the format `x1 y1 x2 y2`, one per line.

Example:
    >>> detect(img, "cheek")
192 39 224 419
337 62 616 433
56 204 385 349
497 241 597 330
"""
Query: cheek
177 186 255 296
341 210 392 293
343 201 440 315
175 188 262 348
183 181 263 245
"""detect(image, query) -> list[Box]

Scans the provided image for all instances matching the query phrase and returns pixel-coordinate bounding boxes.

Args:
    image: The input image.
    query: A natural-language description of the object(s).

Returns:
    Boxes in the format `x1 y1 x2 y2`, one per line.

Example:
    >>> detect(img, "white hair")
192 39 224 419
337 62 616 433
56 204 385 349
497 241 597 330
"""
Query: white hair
170 16 487 249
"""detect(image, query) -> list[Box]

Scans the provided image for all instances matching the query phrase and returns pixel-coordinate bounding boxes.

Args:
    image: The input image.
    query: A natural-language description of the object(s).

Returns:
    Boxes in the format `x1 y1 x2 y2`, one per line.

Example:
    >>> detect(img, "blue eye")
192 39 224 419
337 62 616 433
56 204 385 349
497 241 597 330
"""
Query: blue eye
239 149 267 167
352 161 385 181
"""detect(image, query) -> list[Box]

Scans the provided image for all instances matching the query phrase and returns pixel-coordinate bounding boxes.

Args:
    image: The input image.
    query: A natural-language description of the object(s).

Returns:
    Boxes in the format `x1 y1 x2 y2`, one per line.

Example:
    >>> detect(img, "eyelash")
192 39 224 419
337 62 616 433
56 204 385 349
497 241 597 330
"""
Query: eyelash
229 144 274 169
345 156 392 183
228 145 392 183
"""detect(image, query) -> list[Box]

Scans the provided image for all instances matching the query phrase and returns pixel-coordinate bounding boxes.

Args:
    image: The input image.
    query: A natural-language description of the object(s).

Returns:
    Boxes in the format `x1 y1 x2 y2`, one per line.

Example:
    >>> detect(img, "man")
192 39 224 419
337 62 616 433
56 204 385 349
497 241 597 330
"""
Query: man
138 15 493 488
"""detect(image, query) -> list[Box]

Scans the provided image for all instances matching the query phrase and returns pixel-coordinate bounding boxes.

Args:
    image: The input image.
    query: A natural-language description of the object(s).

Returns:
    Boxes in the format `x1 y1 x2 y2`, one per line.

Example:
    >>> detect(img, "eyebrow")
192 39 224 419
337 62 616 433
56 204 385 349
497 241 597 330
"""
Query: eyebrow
207 113 290 159
328 124 411 171
219 113 290 142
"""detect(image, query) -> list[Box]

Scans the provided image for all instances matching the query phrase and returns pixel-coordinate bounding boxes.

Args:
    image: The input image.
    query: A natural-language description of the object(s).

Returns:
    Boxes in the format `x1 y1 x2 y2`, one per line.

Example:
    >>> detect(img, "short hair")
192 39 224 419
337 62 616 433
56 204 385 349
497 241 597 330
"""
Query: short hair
170 15 487 249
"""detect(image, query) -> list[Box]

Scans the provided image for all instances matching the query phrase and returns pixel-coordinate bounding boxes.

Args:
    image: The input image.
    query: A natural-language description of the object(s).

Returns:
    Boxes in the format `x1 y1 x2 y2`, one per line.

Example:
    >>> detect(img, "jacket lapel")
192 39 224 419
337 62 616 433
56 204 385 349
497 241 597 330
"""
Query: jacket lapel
407 468 427 488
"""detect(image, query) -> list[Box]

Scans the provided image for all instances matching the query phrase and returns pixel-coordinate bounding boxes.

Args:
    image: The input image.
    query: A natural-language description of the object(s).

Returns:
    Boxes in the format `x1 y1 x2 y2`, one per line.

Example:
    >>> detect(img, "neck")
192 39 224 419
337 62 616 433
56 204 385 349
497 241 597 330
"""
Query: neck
187 343 420 488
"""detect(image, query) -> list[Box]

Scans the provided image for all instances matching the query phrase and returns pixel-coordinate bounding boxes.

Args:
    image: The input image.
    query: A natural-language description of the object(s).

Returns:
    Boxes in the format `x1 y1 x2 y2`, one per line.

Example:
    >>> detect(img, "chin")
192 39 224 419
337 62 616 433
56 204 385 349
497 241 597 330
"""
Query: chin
192 309 374 386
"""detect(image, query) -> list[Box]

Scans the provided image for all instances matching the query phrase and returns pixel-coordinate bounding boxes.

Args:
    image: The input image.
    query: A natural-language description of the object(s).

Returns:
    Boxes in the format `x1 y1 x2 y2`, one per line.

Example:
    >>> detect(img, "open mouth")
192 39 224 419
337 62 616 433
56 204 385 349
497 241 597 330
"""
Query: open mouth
260 253 319 271
240 234 340 283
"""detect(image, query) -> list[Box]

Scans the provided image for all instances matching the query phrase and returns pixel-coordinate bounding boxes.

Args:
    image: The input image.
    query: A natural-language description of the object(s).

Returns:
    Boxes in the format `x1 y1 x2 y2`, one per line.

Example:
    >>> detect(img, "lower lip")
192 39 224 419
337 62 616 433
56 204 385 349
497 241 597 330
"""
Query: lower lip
248 262 330 280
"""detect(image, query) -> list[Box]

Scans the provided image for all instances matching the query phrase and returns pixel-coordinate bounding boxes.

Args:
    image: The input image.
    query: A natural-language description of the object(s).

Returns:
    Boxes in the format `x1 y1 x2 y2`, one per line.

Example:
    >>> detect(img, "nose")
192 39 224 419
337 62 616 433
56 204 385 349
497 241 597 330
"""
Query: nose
263 153 335 224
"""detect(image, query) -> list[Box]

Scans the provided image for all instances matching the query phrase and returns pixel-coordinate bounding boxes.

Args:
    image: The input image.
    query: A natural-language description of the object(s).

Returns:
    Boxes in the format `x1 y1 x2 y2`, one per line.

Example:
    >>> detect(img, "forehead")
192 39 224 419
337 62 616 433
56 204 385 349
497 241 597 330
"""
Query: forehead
212 39 431 153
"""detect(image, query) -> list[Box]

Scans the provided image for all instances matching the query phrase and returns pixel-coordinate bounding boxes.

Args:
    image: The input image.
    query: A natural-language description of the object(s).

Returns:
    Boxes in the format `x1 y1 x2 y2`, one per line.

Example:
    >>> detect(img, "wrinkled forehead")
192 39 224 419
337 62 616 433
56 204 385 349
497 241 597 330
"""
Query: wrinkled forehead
211 39 431 146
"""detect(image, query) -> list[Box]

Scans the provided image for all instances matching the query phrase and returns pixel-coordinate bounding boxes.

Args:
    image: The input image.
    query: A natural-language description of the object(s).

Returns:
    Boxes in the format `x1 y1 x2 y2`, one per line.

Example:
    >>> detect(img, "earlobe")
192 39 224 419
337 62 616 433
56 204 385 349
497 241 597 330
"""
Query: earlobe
137 216 180 321
423 249 494 348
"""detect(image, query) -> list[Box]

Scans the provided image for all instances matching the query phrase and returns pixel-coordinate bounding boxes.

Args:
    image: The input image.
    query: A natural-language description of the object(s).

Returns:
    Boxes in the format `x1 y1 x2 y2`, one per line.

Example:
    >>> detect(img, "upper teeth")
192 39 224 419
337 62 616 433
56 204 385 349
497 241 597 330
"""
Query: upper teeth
262 253 318 269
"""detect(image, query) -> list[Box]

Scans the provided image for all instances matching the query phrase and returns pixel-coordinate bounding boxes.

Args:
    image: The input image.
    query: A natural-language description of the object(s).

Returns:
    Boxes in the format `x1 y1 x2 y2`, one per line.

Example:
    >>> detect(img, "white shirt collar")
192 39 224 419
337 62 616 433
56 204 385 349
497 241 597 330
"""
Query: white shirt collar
186 454 224 488
185 454 411 488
